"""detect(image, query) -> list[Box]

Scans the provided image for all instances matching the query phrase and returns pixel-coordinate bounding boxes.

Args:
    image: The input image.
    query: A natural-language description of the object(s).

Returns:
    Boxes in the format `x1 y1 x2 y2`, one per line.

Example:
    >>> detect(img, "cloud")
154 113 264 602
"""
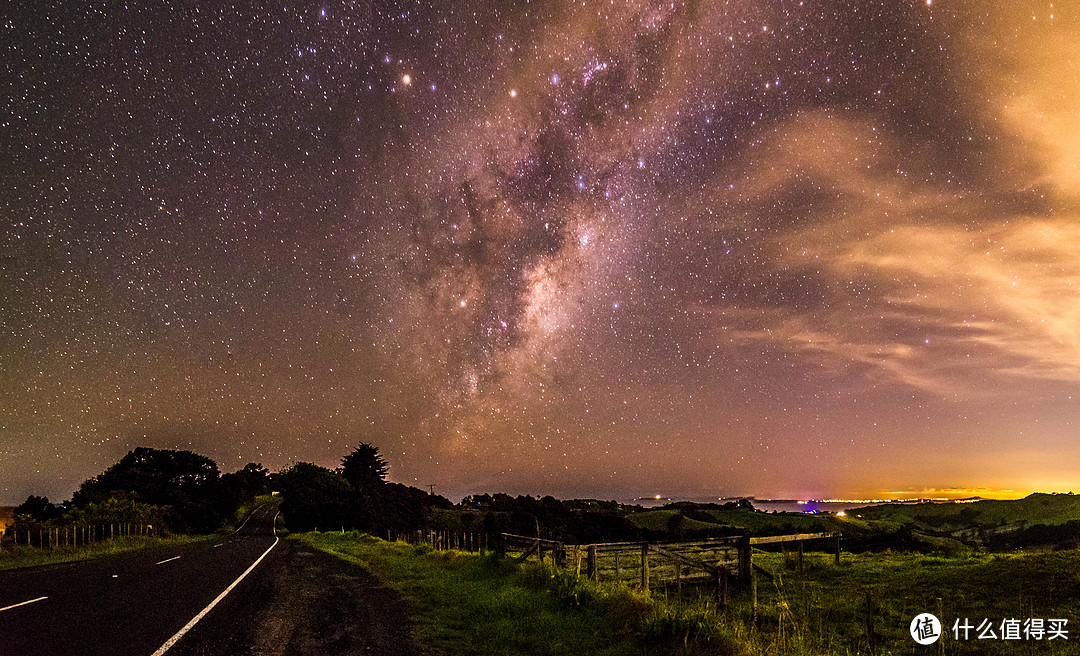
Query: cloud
965 1 1080 200
690 107 1080 397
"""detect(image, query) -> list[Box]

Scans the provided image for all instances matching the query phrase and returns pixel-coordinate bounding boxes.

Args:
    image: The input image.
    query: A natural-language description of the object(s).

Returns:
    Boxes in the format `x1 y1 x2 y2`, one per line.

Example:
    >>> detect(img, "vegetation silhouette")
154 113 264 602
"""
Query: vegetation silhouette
273 445 451 534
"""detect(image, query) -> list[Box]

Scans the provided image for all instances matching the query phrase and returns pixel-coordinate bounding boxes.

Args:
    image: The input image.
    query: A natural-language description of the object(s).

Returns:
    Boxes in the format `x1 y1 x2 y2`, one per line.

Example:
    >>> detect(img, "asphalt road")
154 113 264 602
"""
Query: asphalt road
0 503 284 656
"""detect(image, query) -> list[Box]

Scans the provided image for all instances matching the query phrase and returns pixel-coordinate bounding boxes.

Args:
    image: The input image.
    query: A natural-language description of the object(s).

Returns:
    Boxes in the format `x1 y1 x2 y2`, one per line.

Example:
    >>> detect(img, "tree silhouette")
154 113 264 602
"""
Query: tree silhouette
14 495 60 522
71 447 225 532
340 443 389 490
274 462 353 532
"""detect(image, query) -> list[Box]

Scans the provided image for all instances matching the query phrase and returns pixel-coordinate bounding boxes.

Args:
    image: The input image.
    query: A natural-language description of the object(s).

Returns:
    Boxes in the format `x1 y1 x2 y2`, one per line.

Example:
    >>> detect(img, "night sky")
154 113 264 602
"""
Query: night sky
4 1 1079 505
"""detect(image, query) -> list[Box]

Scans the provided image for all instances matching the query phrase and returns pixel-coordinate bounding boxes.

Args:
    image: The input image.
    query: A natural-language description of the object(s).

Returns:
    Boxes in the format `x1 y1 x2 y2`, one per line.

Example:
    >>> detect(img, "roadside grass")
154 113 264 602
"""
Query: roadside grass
0 495 277 572
298 532 1080 656
295 531 745 656
0 533 207 571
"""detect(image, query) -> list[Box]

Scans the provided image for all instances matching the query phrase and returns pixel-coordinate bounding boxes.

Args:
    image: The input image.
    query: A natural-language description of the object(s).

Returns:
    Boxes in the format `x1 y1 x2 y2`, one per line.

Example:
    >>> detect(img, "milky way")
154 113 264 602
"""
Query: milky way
4 1 1079 504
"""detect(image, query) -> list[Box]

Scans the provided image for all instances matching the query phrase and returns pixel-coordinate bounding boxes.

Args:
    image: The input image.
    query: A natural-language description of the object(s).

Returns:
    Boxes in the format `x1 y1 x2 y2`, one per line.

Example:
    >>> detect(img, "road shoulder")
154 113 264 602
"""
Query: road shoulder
249 539 434 656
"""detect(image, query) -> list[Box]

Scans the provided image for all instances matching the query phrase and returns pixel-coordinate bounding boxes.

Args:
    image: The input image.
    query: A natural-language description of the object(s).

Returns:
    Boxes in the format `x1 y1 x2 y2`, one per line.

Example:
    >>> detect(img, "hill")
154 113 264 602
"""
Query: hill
855 492 1080 530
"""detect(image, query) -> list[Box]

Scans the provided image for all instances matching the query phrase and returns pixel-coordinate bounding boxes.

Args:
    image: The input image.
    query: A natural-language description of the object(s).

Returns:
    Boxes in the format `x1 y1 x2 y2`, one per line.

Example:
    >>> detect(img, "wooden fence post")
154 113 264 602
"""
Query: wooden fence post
738 535 752 581
587 545 597 581
798 540 804 572
834 534 841 565
640 544 650 589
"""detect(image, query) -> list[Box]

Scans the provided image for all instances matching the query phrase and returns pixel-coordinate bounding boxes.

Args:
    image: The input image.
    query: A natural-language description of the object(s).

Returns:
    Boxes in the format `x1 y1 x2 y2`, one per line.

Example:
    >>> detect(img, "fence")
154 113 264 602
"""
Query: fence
0 522 159 552
502 531 842 610
391 528 490 552
358 527 842 612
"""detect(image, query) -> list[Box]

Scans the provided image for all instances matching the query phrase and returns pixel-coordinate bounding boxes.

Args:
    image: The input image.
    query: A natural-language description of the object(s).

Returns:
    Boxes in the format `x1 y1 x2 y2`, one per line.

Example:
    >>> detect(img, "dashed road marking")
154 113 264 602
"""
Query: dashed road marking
0 596 48 613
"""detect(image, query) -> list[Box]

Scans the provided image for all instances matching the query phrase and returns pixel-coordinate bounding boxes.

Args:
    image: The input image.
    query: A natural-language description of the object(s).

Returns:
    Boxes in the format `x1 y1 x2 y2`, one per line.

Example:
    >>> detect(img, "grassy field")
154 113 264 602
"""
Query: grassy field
743 548 1080 655
626 509 734 534
856 493 1080 531
300 531 1080 656
626 507 848 538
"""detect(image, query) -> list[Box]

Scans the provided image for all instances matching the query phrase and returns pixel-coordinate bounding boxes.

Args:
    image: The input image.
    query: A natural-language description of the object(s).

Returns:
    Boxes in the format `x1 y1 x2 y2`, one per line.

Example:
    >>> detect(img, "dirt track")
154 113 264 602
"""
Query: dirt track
249 543 433 656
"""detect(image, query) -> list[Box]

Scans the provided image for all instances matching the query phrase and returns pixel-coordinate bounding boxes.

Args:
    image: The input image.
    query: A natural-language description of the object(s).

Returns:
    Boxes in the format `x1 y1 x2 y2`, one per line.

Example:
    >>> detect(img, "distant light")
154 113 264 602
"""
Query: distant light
509 89 517 98
402 74 411 85
655 494 662 500
459 299 466 307
837 511 847 516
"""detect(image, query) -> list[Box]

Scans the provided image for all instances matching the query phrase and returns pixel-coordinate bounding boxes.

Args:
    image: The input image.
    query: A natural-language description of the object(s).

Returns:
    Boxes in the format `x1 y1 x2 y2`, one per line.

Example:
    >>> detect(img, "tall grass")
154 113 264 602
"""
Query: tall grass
728 549 1080 656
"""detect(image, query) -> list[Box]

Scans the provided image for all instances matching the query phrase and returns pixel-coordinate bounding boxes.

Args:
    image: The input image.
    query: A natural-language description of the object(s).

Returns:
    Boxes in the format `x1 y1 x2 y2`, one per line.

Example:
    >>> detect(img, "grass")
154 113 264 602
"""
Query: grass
733 548 1080 655
857 492 1080 532
296 531 745 656
301 531 1080 656
0 533 208 571
625 507 849 538
626 509 731 533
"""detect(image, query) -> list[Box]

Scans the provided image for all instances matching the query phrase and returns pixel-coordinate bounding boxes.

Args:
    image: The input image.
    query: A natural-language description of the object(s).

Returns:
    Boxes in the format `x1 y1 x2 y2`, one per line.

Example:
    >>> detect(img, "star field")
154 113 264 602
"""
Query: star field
3 0 1079 504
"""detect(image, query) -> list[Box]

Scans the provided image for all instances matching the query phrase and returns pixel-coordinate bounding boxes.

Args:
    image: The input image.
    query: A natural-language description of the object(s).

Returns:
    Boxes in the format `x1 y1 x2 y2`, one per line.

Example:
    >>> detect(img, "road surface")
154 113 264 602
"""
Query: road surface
0 503 283 656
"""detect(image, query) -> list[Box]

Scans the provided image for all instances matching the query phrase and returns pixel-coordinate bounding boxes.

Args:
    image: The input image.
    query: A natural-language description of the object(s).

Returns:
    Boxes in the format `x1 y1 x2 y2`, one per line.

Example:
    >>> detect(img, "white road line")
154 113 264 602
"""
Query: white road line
155 556 182 565
0 596 48 613
150 533 279 656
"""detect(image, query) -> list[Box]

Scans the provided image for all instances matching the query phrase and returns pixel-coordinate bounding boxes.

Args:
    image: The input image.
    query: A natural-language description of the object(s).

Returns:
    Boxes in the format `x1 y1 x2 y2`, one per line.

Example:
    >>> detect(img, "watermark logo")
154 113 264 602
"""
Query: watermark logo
910 613 942 645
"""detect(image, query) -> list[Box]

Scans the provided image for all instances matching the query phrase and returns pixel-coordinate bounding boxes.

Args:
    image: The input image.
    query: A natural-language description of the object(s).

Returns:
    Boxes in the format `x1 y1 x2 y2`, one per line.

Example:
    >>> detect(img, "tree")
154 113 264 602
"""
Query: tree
220 462 270 508
71 447 225 533
274 462 353 532
340 443 389 490
14 495 61 522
